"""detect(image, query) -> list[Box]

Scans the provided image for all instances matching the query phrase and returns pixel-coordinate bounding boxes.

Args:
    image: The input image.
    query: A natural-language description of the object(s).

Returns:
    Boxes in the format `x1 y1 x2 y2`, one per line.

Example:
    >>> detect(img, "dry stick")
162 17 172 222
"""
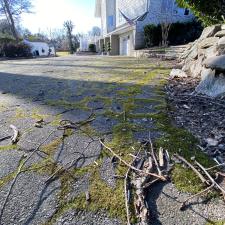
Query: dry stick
206 163 225 171
148 133 162 176
99 139 166 181
180 184 215 210
0 131 55 223
174 154 208 184
10 124 19 144
124 148 142 225
195 161 225 195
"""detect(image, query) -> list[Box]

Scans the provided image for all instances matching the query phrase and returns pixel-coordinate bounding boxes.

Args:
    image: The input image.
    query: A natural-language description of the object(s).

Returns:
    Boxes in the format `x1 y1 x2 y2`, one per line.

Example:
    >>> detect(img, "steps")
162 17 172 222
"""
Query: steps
134 44 189 59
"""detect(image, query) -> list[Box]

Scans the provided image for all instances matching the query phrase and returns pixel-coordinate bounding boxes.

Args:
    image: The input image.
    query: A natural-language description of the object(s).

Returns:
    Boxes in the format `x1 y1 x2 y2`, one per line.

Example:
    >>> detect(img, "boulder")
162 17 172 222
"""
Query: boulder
196 68 225 97
190 55 204 77
199 25 221 40
198 37 219 49
215 30 225 37
222 24 225 30
170 69 188 79
218 37 225 48
182 58 195 73
204 55 225 71
198 45 218 58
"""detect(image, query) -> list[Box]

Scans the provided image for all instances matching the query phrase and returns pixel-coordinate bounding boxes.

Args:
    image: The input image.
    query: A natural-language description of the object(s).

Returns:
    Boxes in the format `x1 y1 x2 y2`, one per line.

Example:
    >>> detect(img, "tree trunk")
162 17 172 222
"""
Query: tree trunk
2 0 19 42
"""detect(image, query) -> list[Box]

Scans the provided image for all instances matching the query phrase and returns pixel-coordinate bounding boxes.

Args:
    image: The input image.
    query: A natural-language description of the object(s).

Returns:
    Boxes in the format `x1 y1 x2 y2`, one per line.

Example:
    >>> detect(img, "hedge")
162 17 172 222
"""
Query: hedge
144 20 203 47
1 43 31 58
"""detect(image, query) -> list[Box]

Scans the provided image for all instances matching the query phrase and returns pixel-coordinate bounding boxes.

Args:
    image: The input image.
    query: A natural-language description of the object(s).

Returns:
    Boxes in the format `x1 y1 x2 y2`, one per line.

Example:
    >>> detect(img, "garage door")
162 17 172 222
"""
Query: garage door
121 37 130 56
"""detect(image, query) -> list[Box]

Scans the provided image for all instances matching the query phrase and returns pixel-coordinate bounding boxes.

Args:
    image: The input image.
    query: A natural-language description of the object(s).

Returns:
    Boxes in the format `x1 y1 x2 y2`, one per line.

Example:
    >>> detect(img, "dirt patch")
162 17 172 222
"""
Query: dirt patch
166 75 225 165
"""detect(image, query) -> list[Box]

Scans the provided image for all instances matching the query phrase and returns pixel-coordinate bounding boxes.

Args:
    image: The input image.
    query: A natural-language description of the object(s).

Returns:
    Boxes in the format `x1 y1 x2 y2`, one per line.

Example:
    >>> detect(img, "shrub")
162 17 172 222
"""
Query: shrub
144 24 162 47
3 43 31 58
89 44 96 52
107 42 112 52
144 20 203 47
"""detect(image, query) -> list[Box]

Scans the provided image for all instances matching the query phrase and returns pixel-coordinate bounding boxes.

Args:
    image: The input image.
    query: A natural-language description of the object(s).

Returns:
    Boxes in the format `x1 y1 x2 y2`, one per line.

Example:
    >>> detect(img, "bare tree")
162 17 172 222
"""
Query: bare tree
63 20 74 54
159 0 173 47
0 0 32 42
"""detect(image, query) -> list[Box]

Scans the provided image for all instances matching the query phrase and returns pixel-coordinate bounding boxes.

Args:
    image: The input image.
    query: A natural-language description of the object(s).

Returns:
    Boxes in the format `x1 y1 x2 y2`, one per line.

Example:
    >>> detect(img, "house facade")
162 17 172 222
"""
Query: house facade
23 40 56 57
95 0 194 56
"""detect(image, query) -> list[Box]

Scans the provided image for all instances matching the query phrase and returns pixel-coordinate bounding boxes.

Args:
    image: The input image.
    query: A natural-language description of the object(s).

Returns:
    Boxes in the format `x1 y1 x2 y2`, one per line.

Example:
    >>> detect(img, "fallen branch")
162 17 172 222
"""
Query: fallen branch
99 139 166 181
0 136 11 143
180 184 214 210
174 154 208 184
195 160 225 196
124 148 142 225
148 133 162 176
10 125 19 144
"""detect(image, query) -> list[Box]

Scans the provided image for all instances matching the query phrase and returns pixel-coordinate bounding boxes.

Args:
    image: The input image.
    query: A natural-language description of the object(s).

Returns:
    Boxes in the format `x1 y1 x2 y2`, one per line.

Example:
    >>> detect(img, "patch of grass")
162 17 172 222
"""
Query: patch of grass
172 165 205 193
206 221 225 225
56 51 70 57
31 109 50 121
0 145 18 151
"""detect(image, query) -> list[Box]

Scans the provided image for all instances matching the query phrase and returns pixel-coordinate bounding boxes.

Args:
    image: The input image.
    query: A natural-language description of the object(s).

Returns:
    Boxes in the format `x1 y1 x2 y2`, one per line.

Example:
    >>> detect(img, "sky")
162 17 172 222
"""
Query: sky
21 0 101 35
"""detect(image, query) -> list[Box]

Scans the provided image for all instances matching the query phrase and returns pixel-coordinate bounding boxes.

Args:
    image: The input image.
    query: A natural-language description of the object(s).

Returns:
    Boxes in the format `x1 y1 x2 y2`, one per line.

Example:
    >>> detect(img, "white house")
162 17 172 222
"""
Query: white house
23 40 56 57
95 0 194 56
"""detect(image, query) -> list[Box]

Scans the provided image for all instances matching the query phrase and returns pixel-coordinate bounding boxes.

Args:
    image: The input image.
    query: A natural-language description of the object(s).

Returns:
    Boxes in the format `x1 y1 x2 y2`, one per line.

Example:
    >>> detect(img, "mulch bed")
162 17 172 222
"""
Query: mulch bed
166 75 225 164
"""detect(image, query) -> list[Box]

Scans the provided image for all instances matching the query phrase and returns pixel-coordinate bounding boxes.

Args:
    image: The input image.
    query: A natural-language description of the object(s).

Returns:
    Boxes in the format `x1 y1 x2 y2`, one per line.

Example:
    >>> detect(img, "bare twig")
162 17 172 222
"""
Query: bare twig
99 139 166 181
180 184 215 210
10 125 19 144
124 148 142 225
206 163 225 171
195 161 225 195
174 154 208 184
148 133 162 176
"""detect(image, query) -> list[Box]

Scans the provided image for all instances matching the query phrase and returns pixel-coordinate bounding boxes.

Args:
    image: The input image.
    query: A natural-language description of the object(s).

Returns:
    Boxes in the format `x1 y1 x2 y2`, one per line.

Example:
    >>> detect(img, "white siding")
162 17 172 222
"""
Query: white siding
116 0 147 27
135 0 194 49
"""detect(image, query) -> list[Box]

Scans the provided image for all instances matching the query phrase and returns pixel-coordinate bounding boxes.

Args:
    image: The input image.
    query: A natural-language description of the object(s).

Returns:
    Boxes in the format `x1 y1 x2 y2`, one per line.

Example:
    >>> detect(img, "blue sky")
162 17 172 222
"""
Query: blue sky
21 0 101 34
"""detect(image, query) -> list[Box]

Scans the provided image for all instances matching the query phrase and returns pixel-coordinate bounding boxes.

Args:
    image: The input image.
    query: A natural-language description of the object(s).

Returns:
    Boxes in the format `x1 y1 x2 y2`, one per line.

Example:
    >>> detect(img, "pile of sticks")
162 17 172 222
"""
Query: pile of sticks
100 136 171 225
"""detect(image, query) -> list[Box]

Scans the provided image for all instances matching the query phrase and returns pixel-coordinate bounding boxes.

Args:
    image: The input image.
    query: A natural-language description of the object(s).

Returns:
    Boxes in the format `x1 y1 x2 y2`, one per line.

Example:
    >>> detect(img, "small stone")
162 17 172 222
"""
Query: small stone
170 69 188 79
206 138 219 147
142 118 148 122
218 144 225 151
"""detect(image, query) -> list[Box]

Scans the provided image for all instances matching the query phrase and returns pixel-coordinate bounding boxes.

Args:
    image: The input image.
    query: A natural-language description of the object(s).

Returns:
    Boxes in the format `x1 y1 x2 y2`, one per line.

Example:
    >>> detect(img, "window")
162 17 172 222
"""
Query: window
108 15 114 27
184 8 190 15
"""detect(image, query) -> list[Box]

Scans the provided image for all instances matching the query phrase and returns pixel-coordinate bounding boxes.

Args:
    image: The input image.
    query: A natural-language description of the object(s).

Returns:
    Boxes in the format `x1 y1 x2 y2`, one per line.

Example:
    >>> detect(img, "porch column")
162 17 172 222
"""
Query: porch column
110 35 119 56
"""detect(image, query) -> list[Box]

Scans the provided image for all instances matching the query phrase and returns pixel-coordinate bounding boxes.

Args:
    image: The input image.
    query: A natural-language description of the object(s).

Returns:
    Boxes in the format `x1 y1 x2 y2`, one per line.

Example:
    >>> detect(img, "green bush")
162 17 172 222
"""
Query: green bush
144 20 203 47
89 44 96 52
3 43 31 58
107 42 112 52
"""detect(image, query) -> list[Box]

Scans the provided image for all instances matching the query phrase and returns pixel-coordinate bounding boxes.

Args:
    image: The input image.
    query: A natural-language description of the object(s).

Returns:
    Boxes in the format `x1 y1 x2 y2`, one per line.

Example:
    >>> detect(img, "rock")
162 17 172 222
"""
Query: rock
190 55 204 77
222 24 225 30
199 25 221 40
198 45 218 58
218 36 225 48
206 138 219 147
215 30 225 37
196 68 225 97
198 37 219 49
218 144 225 151
170 69 188 79
204 55 225 71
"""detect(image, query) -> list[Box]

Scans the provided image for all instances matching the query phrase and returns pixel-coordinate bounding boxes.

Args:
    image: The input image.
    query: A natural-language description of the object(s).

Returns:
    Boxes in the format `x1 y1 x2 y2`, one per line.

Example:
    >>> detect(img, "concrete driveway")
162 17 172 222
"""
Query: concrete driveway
0 55 224 225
